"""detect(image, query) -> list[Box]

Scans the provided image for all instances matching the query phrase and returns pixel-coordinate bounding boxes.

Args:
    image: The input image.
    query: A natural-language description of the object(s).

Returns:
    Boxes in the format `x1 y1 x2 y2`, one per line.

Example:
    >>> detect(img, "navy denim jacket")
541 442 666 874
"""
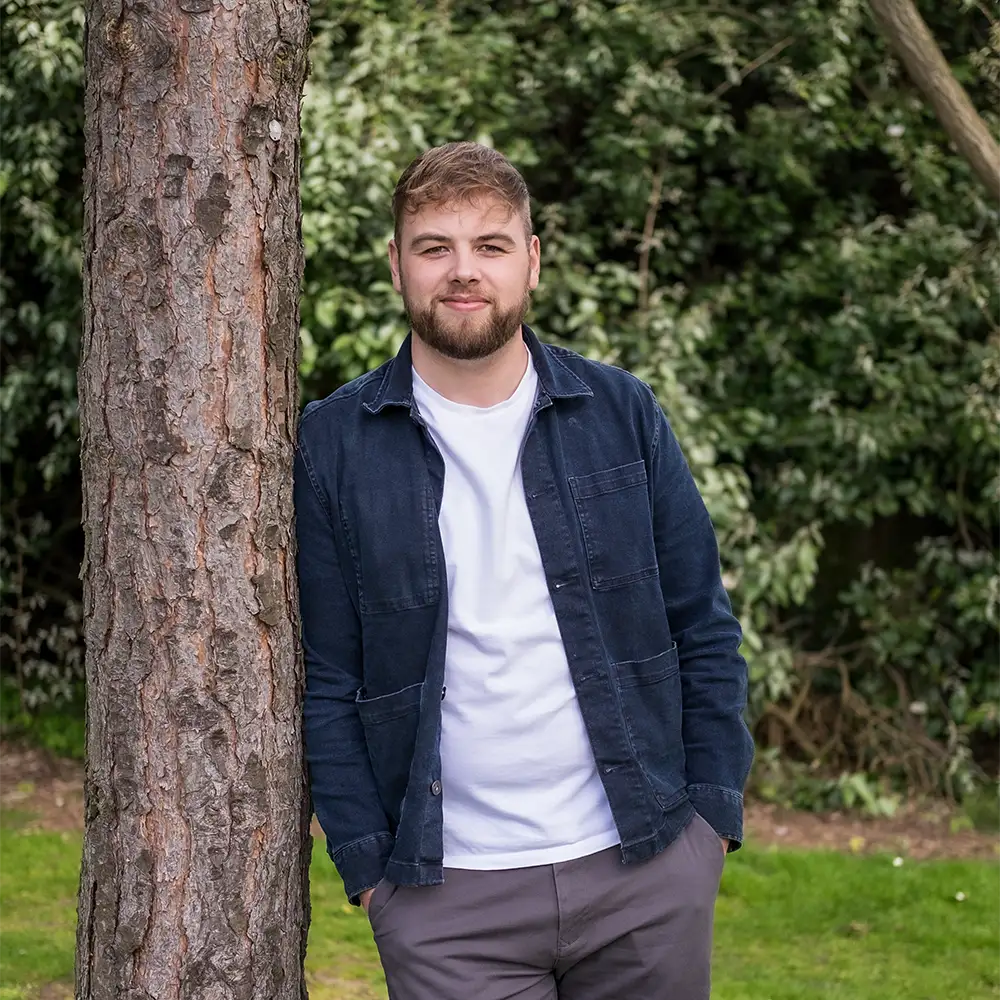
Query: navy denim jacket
295 326 754 904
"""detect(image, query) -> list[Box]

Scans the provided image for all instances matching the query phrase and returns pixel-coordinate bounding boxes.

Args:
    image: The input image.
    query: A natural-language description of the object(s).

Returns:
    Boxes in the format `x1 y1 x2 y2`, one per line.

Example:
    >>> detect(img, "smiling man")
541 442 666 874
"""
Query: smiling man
295 142 754 1000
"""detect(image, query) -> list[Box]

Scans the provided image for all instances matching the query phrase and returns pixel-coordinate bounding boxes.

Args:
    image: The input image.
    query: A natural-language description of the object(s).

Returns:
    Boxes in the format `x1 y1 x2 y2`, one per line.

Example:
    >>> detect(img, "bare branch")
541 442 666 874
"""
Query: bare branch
637 164 665 315
869 0 1000 202
710 37 795 99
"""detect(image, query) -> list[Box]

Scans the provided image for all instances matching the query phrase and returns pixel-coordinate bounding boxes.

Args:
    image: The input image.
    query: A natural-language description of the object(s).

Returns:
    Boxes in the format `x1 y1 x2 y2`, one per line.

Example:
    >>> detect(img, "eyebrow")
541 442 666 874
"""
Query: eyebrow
409 232 518 249
477 232 517 246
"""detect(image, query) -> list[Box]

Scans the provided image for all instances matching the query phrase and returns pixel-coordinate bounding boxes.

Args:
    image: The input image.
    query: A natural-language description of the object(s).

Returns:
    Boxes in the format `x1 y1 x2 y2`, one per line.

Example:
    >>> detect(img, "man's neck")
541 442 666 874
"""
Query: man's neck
411 331 530 408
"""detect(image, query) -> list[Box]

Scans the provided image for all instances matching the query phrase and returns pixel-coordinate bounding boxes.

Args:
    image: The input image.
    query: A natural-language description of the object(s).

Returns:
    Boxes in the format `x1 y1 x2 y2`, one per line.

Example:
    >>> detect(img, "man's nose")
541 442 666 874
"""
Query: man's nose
448 246 481 284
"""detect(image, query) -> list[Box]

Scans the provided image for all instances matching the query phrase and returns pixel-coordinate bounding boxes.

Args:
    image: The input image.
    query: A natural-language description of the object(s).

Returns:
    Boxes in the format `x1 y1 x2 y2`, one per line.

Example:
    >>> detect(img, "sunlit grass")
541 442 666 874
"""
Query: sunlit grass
2 809 997 999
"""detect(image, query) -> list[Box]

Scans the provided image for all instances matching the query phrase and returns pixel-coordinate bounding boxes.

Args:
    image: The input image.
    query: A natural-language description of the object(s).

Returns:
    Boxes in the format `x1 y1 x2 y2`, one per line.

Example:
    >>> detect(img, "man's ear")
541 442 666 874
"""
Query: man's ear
389 238 402 293
528 234 541 291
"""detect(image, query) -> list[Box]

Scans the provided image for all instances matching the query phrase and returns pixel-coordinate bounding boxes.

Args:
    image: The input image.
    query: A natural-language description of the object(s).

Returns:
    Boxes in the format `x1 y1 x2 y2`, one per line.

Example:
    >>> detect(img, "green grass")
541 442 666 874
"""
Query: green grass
1 811 997 1000
714 846 999 999
0 822 80 998
306 846 388 999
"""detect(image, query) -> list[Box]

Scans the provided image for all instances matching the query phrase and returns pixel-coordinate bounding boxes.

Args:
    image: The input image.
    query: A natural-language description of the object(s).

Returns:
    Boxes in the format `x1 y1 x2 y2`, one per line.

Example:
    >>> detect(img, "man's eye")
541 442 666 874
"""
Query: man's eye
481 245 507 254
421 246 447 256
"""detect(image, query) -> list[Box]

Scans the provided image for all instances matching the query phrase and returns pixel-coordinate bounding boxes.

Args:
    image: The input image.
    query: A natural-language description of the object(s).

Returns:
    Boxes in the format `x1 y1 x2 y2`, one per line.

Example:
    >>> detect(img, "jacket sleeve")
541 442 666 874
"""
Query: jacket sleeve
295 433 394 902
647 397 755 850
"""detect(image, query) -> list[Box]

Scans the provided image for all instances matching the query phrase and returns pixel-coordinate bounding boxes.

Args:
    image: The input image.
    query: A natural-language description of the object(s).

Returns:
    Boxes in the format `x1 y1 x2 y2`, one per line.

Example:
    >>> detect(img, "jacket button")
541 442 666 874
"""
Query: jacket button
430 780 442 796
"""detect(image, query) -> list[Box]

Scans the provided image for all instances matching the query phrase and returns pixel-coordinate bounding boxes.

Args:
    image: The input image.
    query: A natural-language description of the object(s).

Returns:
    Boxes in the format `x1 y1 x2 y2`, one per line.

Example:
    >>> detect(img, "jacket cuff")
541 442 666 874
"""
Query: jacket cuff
329 831 396 905
687 782 745 852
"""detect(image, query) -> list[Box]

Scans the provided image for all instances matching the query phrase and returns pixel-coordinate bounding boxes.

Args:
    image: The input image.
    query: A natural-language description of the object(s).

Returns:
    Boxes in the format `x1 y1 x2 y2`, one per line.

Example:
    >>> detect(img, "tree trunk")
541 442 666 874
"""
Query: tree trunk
76 3 311 998
869 0 1000 203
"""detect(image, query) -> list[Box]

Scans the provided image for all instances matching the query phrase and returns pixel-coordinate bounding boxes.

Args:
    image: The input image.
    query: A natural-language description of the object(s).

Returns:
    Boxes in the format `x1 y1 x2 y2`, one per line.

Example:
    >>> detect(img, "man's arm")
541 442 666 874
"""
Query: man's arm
295 435 394 903
647 397 755 851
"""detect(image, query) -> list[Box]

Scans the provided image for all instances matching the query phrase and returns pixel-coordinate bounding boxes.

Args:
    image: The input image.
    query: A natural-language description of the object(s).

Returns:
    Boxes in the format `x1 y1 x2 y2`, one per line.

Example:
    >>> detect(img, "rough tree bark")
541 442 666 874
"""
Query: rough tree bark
869 0 1000 202
76 2 312 998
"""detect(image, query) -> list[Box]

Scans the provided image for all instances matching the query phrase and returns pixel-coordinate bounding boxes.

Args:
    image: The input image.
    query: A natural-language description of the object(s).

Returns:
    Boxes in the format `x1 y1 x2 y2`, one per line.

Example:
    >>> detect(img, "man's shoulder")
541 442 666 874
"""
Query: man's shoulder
299 362 389 430
298 340 658 434
541 341 656 403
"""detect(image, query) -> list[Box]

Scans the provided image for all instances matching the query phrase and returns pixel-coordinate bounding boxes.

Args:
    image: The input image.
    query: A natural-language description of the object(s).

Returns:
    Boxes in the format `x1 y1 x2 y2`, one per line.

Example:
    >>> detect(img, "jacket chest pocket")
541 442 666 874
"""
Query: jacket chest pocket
343 481 441 615
568 460 658 590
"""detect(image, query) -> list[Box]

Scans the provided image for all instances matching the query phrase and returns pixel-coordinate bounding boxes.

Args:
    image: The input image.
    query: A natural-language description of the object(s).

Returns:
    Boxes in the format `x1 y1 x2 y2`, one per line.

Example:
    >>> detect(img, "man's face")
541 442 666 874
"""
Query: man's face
389 196 541 361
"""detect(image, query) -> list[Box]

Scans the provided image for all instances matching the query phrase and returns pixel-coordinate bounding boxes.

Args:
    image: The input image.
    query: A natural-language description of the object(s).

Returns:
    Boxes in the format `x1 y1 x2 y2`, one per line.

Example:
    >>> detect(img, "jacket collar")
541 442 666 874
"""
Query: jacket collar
363 324 593 415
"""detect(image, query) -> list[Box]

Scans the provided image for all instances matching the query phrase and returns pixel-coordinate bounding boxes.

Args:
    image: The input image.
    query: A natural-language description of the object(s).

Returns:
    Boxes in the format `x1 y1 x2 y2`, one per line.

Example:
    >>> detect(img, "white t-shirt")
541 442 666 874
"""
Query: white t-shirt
412 351 620 869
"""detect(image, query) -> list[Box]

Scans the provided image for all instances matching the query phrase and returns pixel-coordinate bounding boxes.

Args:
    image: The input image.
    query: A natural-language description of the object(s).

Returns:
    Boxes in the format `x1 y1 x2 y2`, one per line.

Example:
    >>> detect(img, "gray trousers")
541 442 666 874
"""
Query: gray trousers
367 811 725 1000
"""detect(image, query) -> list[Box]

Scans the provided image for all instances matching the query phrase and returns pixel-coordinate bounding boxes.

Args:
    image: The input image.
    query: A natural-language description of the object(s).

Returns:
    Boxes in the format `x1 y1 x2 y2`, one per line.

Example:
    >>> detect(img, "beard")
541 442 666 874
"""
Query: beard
402 279 532 362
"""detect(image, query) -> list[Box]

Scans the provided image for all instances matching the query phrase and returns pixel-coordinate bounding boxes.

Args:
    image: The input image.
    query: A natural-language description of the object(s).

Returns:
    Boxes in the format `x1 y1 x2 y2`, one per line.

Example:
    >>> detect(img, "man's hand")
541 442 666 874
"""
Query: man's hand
360 887 375 914
721 838 730 856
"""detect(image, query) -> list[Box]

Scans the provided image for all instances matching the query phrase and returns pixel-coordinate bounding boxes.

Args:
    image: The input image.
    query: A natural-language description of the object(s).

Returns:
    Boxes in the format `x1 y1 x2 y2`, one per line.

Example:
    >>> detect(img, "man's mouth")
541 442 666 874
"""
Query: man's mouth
440 296 490 312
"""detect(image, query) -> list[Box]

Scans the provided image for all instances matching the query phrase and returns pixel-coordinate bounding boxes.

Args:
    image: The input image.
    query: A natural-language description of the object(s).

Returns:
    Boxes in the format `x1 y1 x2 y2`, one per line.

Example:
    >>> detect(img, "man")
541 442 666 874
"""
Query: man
295 141 754 1000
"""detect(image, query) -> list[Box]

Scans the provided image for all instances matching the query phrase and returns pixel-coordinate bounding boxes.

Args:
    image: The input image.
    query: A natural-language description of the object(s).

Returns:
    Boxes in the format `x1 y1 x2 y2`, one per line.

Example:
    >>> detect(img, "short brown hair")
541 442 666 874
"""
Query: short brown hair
392 141 532 245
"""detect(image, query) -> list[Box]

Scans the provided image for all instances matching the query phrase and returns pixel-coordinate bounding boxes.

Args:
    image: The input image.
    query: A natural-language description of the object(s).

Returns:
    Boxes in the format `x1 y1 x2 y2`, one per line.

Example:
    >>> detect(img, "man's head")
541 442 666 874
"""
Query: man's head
389 142 540 362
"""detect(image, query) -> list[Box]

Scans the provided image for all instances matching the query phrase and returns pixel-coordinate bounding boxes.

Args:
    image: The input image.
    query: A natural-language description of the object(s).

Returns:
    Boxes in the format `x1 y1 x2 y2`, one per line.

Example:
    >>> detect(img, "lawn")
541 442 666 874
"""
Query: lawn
1 811 997 1000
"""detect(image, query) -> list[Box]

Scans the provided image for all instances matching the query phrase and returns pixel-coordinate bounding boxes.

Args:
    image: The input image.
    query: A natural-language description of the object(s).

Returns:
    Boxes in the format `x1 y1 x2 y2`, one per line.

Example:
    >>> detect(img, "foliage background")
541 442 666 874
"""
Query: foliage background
2 0 997 806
